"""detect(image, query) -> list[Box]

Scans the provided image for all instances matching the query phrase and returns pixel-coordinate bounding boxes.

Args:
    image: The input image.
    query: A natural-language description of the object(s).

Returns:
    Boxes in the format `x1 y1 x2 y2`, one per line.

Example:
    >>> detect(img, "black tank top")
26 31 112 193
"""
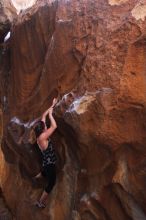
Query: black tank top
41 140 57 167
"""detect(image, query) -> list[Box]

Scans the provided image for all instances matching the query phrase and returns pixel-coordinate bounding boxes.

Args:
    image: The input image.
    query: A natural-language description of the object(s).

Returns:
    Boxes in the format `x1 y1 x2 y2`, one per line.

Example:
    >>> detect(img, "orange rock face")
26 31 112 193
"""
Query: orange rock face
1 0 146 219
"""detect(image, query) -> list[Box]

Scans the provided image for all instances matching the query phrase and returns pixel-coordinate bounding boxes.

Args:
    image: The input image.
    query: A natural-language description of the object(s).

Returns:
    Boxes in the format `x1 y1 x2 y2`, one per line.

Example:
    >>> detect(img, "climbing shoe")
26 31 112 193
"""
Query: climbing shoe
35 201 46 208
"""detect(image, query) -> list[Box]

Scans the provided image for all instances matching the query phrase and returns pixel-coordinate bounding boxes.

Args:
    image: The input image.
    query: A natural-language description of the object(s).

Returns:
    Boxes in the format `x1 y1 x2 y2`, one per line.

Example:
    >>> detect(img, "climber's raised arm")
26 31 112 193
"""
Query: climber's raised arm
41 108 50 125
40 98 57 139
42 106 57 139
41 98 57 124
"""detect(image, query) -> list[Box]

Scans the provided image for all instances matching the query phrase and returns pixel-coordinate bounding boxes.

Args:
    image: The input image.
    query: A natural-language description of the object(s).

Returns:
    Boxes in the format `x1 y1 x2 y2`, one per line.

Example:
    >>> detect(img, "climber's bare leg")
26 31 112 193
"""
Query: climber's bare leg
35 191 48 208
39 191 48 205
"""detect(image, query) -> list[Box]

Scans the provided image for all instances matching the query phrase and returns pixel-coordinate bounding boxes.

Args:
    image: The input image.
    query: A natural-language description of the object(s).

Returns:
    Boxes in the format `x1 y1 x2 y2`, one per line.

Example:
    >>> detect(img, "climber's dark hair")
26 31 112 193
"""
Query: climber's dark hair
34 120 45 138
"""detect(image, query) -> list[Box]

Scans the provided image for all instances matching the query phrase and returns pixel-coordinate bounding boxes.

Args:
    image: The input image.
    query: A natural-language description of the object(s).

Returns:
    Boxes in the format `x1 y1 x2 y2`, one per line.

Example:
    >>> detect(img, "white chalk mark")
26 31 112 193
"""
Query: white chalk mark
10 117 38 128
4 32 11 42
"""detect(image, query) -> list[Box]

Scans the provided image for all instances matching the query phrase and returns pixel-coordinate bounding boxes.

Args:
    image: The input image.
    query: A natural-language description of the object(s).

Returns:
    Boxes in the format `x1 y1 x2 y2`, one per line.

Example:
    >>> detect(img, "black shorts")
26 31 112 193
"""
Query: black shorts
41 164 56 194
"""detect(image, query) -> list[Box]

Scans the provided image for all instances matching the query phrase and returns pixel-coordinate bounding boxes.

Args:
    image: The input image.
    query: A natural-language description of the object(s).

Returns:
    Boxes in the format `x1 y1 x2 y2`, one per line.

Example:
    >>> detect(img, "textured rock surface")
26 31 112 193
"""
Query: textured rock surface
1 0 146 219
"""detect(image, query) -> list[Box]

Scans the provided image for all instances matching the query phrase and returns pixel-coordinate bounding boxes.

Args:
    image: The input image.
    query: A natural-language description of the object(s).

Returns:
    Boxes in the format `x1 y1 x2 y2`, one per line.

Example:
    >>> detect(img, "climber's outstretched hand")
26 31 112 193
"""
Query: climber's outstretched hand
51 98 57 108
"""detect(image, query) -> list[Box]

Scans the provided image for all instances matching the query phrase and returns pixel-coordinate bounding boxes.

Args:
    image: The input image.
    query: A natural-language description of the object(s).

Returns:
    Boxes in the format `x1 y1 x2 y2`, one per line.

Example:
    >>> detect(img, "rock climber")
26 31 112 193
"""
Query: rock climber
33 98 57 208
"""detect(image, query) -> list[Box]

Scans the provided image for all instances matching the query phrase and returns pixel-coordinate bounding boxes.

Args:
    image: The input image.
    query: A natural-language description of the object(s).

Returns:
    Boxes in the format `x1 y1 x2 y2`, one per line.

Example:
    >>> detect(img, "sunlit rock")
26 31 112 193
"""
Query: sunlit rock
11 0 37 14
108 0 128 6
131 1 146 21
